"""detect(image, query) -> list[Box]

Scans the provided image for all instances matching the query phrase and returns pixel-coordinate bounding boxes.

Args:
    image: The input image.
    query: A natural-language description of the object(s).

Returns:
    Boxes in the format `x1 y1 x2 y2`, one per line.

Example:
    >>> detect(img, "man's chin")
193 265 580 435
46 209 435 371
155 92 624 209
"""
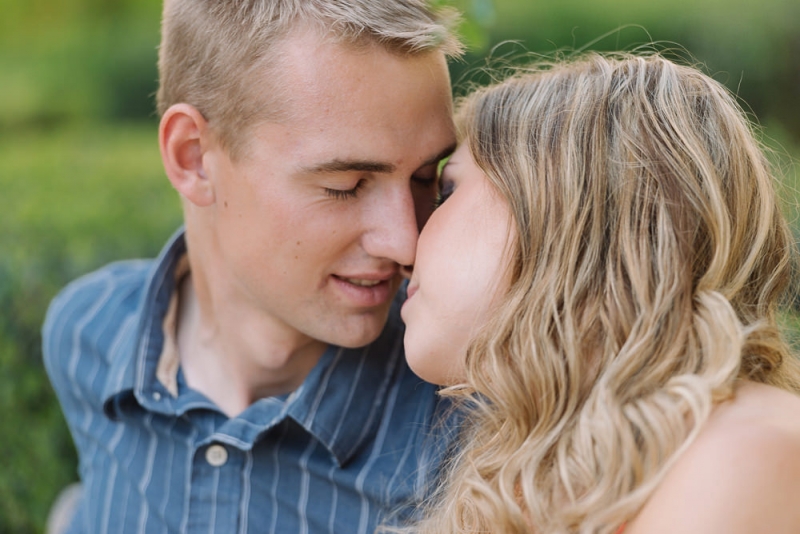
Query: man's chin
324 309 391 349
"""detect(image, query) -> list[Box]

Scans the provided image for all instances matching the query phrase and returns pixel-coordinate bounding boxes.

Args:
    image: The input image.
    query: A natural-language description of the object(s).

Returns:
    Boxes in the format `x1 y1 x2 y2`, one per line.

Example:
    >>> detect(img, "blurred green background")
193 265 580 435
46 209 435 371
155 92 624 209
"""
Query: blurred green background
1 0 799 531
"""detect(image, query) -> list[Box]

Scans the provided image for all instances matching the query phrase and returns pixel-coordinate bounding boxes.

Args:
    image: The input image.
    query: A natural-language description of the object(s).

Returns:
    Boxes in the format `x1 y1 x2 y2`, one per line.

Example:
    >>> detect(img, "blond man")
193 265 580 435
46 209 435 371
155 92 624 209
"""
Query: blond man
43 1 461 532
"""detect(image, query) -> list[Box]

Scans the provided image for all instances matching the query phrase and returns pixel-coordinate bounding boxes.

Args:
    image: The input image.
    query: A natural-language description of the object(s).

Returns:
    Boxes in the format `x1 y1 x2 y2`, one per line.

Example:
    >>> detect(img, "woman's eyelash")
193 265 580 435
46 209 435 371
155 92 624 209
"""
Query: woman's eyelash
434 181 455 208
324 180 365 200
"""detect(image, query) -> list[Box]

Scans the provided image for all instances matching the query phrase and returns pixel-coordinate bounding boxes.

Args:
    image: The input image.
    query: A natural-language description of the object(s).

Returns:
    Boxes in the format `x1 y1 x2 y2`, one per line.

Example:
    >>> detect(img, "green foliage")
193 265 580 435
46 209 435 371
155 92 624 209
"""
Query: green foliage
0 4 161 129
432 0 496 51
0 124 181 533
449 0 800 143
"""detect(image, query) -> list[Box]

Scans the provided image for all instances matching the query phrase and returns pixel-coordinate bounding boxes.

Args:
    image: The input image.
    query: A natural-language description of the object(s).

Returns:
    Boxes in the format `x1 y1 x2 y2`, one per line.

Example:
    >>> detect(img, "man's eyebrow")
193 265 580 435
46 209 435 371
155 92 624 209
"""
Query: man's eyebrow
423 143 457 167
302 159 396 175
300 143 457 175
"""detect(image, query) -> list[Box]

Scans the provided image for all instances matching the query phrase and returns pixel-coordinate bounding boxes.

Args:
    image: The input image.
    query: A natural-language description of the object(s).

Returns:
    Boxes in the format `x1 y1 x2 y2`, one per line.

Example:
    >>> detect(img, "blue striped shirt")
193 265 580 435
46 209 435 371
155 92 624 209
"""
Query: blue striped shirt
43 229 455 533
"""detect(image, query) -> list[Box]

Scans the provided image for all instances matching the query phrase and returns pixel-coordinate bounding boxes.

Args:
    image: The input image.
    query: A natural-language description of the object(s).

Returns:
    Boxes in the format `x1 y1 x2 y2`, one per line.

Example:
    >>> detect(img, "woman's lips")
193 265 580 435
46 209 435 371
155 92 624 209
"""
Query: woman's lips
400 282 419 321
406 283 419 300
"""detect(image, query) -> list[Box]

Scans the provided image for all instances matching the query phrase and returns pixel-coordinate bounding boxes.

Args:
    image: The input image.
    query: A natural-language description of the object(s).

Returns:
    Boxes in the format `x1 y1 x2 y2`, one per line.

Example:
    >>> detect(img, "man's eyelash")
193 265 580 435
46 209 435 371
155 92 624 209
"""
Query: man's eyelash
324 180 365 200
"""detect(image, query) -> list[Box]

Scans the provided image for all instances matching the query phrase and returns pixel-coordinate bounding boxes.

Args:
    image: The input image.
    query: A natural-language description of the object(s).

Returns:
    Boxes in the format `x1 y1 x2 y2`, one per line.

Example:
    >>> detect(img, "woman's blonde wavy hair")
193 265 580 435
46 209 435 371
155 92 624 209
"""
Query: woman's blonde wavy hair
411 53 800 533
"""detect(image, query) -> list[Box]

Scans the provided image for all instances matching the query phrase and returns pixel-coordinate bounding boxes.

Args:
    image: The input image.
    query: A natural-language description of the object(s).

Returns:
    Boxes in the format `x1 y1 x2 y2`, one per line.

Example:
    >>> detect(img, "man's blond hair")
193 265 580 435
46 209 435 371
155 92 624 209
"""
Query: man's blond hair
156 0 462 155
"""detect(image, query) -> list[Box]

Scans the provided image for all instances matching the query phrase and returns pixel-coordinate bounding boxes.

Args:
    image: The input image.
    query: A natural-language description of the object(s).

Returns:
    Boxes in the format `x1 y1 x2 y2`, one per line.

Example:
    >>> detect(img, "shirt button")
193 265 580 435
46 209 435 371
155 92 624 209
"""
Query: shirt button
152 392 162 401
205 444 228 467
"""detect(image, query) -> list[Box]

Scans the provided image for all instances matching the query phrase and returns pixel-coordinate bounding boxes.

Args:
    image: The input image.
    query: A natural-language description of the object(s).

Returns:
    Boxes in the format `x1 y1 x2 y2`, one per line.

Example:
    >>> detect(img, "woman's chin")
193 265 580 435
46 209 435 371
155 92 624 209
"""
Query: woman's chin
403 334 465 386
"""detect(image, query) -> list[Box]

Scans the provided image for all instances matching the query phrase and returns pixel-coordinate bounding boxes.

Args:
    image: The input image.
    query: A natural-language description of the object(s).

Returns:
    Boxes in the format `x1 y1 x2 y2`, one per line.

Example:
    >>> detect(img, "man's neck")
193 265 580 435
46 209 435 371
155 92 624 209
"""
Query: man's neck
175 273 328 418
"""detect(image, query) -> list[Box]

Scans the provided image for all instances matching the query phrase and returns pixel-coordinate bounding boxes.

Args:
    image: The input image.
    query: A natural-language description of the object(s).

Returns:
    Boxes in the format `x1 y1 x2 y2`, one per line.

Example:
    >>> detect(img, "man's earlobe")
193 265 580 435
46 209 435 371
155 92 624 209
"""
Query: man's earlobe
159 103 215 207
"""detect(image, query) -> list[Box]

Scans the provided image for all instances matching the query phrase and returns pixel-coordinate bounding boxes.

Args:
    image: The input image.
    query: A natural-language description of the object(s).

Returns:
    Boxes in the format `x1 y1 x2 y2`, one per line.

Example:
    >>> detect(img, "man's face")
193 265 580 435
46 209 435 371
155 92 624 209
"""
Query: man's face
200 32 455 349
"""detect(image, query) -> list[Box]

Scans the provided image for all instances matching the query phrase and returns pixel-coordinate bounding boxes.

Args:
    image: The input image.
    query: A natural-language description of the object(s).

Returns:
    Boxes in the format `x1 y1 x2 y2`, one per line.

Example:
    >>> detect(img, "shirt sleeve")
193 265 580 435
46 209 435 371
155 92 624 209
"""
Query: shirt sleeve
41 261 148 455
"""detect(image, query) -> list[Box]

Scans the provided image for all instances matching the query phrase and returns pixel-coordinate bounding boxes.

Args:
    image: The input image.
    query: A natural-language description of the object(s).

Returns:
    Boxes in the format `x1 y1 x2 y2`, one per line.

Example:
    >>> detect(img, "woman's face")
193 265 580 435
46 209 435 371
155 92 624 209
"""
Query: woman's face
401 143 515 385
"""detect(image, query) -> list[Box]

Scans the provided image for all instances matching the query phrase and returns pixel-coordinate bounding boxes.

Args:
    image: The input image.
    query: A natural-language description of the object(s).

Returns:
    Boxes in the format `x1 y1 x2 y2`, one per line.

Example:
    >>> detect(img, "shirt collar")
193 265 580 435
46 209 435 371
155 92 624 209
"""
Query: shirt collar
102 226 187 414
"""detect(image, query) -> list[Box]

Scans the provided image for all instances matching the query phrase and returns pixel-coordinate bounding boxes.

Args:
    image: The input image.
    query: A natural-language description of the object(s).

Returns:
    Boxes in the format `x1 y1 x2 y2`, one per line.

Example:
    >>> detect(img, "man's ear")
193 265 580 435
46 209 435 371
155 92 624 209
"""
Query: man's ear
159 103 216 207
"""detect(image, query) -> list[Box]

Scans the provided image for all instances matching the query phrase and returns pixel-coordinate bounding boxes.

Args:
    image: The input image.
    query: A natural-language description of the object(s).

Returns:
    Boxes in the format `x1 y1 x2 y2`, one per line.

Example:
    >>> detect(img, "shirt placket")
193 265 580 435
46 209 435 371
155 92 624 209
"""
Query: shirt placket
183 435 246 532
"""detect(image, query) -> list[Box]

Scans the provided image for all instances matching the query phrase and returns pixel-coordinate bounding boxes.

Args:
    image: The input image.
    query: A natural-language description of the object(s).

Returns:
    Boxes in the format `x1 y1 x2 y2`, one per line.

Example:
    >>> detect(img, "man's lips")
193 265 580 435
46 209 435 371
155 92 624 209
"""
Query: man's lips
333 276 384 287
330 271 398 307
332 271 397 285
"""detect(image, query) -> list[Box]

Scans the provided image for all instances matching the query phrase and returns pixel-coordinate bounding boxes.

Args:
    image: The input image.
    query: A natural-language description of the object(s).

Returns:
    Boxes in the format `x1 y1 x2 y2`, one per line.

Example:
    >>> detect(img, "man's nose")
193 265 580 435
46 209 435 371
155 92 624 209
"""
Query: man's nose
362 185 419 267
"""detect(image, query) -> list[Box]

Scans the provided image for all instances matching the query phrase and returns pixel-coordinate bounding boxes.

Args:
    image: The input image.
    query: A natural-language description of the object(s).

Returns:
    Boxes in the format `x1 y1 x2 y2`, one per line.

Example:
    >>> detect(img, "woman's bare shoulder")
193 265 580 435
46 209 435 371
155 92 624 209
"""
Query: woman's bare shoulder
626 381 800 534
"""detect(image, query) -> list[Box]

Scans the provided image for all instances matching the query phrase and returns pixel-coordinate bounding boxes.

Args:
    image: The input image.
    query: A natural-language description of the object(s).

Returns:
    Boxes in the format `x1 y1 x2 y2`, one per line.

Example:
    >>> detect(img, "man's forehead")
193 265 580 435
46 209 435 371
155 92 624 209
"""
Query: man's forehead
272 31 450 110
240 28 455 171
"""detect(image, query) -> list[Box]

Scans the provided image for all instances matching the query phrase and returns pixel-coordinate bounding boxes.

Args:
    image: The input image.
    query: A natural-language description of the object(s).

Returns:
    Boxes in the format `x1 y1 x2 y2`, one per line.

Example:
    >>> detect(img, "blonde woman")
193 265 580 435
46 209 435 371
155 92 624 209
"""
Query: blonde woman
400 53 800 533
